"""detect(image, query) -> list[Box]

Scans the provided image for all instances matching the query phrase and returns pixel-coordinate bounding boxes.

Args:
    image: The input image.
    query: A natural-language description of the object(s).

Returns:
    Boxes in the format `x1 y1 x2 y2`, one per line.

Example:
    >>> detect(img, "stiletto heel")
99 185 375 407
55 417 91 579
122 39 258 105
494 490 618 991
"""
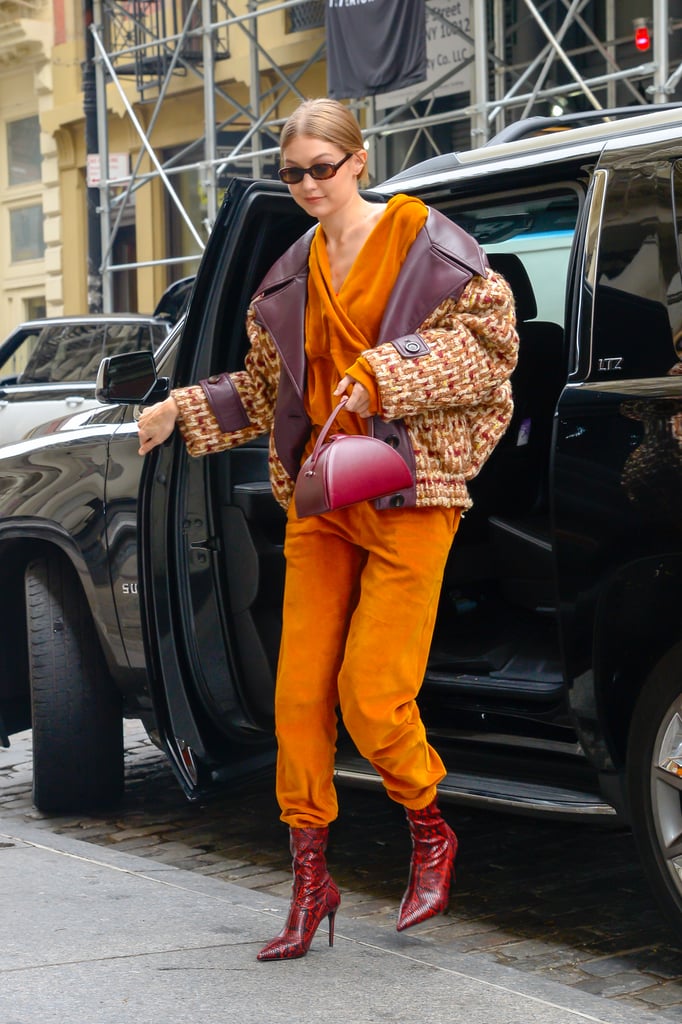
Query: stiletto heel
257 826 341 961
397 800 457 931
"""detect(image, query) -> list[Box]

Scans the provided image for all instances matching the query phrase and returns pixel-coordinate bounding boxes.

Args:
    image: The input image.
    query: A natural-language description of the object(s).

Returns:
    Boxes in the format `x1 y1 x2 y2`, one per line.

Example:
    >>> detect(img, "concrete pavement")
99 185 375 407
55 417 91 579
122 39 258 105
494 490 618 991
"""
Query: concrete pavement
0 817 667 1024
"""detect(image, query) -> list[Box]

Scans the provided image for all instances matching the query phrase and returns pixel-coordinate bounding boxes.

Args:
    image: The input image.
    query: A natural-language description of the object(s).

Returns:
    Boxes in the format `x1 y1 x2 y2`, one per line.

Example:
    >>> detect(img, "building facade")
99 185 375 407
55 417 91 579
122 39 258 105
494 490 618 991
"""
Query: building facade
1 1 680 339
0 0 54 334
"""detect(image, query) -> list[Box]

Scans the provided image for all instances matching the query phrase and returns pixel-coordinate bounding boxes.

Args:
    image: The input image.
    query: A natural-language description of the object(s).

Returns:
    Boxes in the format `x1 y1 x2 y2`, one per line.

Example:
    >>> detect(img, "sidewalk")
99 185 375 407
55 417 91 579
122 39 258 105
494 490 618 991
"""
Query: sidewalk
0 818 664 1024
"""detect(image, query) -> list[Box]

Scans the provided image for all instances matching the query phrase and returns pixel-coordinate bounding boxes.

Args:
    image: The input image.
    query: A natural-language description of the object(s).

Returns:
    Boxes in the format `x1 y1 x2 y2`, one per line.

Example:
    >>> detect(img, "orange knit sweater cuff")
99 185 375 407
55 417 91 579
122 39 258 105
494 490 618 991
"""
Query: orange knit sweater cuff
345 355 382 416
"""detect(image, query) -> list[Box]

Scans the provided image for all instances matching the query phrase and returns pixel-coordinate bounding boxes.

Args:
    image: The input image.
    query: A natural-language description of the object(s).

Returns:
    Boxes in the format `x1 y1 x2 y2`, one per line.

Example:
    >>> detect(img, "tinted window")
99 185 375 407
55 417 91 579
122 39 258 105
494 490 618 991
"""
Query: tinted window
19 324 104 383
0 328 41 379
103 322 166 362
672 161 682 364
18 322 167 384
451 189 579 325
592 161 680 380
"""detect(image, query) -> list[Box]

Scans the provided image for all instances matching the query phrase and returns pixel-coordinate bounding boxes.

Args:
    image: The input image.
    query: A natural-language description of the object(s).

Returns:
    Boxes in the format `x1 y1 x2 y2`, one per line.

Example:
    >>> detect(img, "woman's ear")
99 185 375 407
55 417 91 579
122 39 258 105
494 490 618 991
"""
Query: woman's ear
354 150 368 182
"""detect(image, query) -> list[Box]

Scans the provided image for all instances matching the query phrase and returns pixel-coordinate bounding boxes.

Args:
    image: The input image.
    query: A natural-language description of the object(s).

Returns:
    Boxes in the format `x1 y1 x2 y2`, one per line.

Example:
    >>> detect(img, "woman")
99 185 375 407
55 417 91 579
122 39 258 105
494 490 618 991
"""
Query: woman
137 98 518 961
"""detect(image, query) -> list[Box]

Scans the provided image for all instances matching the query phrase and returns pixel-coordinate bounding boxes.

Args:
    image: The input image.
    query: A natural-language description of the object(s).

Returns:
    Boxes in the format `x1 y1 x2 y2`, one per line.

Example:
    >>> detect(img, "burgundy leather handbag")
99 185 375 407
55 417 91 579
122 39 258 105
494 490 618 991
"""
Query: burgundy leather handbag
294 398 413 518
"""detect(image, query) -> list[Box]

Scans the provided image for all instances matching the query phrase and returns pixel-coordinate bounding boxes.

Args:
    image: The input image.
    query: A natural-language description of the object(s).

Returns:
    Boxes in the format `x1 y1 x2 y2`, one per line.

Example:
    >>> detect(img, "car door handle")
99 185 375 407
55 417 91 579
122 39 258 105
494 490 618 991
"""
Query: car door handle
0 400 7 409
65 396 86 408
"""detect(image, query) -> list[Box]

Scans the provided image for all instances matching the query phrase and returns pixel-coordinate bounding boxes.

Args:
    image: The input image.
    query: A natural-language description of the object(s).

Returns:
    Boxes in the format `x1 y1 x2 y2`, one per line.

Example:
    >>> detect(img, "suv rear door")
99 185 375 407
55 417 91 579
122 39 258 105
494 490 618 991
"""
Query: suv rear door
553 130 682 753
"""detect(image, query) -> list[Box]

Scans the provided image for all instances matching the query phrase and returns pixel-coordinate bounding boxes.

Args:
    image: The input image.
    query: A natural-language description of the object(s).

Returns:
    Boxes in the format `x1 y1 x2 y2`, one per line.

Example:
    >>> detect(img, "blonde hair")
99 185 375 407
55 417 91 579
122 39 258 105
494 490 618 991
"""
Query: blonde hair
279 99 368 186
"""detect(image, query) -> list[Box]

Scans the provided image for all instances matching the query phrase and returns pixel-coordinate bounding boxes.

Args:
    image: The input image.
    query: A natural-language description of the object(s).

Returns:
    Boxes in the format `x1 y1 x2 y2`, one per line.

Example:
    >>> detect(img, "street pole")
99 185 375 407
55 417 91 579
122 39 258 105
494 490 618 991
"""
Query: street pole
472 0 488 147
652 0 670 104
202 0 218 229
249 0 262 178
83 0 102 313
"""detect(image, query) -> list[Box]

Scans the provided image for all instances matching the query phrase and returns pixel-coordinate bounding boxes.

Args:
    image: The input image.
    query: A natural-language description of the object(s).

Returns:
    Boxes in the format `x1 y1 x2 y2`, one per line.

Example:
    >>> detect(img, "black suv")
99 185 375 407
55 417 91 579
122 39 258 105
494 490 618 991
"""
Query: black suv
1 107 682 933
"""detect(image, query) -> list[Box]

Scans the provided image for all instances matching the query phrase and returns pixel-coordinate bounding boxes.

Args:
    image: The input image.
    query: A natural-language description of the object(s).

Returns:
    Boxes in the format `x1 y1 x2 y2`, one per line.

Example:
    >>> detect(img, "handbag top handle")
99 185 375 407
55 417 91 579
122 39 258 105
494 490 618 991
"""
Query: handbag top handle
307 396 349 470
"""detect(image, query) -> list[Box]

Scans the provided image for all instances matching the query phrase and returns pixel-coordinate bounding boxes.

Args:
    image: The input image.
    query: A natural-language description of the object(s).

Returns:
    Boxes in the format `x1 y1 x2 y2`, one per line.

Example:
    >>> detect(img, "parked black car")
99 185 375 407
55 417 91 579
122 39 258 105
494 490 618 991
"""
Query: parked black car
0 314 171 445
1 107 682 932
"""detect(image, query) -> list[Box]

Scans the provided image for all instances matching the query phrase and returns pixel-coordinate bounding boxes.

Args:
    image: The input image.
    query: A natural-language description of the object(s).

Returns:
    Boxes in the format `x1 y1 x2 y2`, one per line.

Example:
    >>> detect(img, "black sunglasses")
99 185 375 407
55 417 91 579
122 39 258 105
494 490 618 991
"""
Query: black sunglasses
278 152 354 185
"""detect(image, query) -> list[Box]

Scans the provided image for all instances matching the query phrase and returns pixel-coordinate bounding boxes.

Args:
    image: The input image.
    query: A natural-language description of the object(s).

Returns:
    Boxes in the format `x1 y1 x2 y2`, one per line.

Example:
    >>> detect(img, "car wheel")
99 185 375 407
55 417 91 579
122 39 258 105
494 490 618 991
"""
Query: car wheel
25 555 124 812
627 642 682 932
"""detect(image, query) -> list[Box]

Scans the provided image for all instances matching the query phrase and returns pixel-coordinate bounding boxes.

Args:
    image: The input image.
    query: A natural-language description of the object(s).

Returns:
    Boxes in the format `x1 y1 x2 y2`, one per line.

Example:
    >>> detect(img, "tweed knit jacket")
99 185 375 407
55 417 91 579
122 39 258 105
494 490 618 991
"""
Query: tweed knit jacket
173 207 519 512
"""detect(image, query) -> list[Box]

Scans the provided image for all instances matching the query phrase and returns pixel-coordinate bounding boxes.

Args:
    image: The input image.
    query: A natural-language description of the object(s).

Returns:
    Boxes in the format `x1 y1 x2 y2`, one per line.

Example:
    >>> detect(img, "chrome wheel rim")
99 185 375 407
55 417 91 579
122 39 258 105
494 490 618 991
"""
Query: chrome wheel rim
651 696 682 897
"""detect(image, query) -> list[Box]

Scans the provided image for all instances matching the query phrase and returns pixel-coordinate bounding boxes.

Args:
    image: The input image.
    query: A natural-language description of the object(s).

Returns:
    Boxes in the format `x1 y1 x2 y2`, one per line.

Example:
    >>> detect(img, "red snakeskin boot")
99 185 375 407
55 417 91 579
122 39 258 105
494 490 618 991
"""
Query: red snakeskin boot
397 800 458 931
257 826 341 961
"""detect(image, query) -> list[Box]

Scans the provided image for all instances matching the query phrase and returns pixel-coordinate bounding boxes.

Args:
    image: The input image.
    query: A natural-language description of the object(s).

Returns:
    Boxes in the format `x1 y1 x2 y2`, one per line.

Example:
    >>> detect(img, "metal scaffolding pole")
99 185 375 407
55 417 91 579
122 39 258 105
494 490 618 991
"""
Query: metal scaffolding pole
202 0 219 227
90 0 680 308
520 0 593 120
653 0 670 104
472 0 488 147
492 0 506 137
523 0 603 110
93 0 112 313
248 1 262 178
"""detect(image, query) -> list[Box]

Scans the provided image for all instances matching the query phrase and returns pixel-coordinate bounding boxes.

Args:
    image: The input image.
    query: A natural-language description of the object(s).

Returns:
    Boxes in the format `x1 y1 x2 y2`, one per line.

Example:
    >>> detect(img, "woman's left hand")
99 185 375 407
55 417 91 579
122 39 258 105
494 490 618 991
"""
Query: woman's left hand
334 375 371 417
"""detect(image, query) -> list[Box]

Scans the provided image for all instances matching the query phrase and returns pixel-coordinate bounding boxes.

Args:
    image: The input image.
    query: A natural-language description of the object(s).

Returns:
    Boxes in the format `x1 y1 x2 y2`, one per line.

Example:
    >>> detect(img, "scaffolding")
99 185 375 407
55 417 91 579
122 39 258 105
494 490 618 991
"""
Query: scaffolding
89 0 682 311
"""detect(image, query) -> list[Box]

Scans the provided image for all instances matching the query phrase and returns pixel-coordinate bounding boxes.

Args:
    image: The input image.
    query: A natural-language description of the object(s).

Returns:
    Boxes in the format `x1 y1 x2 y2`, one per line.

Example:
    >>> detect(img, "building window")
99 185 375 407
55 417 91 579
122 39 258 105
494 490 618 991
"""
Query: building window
10 204 45 261
7 116 42 186
287 1 324 32
24 295 46 320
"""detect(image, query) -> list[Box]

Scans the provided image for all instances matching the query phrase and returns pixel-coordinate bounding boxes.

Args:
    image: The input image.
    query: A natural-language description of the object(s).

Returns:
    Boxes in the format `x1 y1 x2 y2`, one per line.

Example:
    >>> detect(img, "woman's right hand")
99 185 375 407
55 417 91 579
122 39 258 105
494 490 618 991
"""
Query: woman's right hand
137 396 180 456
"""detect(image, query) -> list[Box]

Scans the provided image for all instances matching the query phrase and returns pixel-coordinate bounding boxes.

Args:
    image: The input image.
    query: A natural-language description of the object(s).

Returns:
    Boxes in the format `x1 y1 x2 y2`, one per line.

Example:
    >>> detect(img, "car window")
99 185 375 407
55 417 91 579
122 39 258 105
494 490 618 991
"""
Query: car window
453 189 580 325
18 321 169 385
149 323 169 352
105 322 167 357
672 160 682 363
19 325 81 383
25 323 106 383
0 328 41 379
593 160 680 379
153 317 184 374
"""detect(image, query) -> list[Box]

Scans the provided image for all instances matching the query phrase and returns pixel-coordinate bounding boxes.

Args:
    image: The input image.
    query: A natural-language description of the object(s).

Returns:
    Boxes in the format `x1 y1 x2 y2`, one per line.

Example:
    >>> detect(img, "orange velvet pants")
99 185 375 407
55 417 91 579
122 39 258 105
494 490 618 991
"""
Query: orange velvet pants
275 501 461 828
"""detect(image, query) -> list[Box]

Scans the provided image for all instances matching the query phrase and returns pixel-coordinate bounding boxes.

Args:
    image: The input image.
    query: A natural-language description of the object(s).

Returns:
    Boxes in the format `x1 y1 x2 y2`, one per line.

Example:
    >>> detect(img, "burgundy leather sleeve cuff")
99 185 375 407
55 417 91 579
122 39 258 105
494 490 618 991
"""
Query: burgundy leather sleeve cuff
390 334 430 358
199 373 251 433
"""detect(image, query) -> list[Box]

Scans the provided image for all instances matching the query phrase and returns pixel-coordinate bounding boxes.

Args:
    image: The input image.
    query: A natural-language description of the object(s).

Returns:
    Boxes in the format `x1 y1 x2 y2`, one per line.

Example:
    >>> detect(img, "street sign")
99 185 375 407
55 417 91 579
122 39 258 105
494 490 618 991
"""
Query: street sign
86 152 130 188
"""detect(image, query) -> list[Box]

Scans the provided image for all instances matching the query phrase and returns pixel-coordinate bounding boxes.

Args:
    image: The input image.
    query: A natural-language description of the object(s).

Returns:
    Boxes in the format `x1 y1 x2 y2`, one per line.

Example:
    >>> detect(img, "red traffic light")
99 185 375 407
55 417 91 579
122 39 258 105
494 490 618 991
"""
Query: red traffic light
634 22 651 52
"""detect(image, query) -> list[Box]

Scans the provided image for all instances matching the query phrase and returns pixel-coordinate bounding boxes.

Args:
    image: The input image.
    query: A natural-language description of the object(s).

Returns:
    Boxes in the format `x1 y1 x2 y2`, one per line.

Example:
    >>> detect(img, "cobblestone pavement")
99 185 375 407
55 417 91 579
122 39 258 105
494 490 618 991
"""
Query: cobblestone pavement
2 720 682 1017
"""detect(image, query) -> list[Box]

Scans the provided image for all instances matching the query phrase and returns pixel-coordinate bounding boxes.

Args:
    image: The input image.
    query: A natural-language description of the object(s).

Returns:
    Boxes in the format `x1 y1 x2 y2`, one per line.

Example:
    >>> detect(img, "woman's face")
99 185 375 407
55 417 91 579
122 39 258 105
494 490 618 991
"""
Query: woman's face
280 134 364 218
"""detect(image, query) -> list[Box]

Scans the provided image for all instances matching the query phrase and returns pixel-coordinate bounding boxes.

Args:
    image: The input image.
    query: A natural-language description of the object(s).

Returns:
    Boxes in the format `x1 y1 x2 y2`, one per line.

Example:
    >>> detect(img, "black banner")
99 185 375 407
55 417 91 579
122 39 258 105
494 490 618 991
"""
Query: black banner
326 0 427 100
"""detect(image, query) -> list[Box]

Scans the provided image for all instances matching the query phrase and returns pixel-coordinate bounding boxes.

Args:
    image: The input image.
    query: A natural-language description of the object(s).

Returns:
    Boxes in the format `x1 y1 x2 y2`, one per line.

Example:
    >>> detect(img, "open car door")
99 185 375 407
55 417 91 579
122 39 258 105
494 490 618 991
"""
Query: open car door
139 179 317 796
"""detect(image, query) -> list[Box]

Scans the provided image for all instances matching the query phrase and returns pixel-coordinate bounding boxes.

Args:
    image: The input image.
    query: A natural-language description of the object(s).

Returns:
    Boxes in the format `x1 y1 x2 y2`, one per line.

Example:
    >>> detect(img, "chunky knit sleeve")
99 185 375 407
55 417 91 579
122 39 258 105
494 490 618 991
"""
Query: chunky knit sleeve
173 307 280 457
359 270 518 421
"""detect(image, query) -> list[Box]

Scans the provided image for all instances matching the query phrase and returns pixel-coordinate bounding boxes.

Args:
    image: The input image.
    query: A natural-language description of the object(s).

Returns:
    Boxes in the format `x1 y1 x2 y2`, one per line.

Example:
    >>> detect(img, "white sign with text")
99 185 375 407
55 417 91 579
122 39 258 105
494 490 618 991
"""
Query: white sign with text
86 153 131 188
375 1 473 110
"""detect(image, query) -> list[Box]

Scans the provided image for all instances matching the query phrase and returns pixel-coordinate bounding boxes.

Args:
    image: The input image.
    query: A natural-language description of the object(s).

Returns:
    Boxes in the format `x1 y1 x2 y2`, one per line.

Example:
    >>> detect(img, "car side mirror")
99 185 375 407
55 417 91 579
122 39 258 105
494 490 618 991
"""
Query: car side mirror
96 350 170 405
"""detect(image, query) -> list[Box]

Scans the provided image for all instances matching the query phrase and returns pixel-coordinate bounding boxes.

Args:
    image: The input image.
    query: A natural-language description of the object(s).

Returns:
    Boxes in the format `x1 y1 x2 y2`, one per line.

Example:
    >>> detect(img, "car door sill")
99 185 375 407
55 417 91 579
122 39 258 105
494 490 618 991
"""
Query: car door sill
333 763 617 821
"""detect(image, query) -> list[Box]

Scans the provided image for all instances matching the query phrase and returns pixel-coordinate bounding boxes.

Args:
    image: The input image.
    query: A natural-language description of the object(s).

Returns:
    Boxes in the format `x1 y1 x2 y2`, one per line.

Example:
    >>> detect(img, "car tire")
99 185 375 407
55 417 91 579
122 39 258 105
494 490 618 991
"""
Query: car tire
627 642 682 932
25 555 124 812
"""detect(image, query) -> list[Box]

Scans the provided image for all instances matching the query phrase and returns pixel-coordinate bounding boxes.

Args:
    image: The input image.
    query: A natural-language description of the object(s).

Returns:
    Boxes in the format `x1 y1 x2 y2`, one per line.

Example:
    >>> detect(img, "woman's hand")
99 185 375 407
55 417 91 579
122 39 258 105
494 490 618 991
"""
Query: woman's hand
334 375 371 418
137 396 180 456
